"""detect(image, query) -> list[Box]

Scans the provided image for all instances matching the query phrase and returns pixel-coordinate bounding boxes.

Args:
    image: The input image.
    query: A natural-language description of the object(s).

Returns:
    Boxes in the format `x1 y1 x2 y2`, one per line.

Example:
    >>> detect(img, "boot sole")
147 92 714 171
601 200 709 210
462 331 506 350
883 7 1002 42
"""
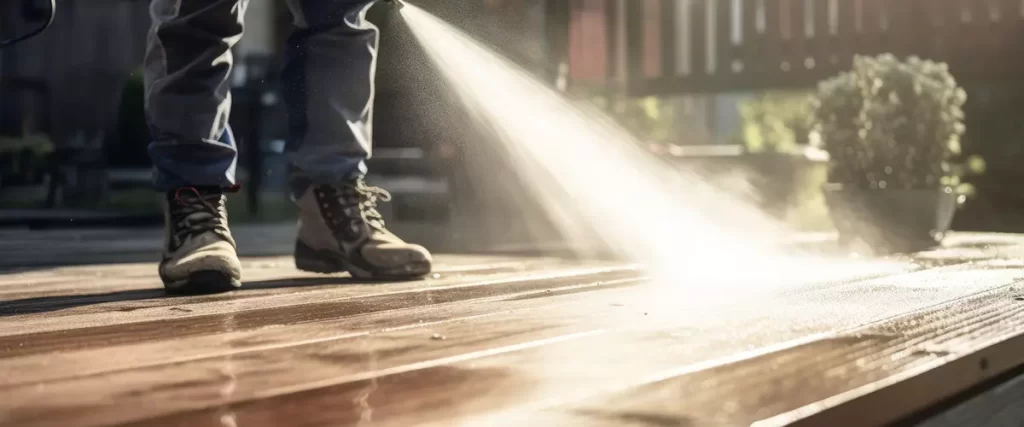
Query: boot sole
294 242 432 280
164 271 242 295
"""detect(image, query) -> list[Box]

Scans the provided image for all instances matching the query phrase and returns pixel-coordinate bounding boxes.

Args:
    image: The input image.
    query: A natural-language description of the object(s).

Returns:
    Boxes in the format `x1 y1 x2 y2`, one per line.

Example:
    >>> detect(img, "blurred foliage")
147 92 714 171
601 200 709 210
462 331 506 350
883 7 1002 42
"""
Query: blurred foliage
813 54 977 192
739 91 815 154
592 95 675 143
93 188 297 223
109 68 150 168
0 133 54 187
574 83 676 143
621 96 675 142
0 133 54 156
734 91 826 227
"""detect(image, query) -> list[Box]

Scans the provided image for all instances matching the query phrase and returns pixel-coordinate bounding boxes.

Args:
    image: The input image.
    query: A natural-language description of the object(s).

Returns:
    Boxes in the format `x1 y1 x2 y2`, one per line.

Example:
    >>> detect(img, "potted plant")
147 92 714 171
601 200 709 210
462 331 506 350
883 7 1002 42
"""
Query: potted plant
813 54 968 253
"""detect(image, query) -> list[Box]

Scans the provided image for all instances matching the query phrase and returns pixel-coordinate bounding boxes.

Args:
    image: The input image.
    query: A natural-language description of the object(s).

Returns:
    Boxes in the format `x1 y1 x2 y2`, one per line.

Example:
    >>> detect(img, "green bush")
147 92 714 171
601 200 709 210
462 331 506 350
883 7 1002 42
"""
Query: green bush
739 91 815 154
813 54 969 190
0 133 55 186
611 96 675 143
110 68 150 167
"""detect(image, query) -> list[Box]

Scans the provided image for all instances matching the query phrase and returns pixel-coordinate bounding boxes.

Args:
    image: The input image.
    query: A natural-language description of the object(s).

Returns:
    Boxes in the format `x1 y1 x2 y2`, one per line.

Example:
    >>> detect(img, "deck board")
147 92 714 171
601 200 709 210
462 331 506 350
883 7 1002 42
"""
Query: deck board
2 230 1024 426
0 260 626 334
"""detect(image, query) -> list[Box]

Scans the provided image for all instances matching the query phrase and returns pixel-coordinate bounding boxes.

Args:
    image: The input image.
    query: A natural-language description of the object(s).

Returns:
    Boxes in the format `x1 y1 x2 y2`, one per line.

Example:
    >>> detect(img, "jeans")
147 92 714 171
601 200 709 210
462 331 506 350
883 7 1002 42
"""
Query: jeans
144 0 378 194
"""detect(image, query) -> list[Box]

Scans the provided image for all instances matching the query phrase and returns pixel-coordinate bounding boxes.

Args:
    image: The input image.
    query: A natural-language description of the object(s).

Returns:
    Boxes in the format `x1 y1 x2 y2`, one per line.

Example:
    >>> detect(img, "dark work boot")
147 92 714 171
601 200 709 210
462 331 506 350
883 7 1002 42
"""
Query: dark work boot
159 187 242 294
293 178 433 280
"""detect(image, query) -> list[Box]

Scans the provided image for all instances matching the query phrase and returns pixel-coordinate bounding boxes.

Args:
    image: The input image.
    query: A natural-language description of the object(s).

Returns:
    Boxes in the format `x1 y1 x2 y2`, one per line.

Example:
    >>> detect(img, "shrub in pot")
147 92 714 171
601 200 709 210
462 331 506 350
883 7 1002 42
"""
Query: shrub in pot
813 54 967 253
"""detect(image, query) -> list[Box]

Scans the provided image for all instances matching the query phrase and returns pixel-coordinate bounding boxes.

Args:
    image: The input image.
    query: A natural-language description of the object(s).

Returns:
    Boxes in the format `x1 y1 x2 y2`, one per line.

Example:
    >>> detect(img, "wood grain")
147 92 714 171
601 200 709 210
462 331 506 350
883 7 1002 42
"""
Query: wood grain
3 232 1024 426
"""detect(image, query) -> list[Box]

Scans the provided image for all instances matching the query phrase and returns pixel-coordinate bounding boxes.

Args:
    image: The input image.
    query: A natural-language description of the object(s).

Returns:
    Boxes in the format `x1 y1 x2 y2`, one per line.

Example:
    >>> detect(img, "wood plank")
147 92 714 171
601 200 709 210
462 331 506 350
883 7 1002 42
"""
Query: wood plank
526 286 1024 427
738 0 760 74
618 0 1024 94
884 0 913 58
832 0 858 70
0 256 590 317
760 294 1024 426
1 260 1018 426
912 0 938 59
761 0 783 75
783 0 807 76
624 0 645 85
604 0 619 82
659 0 677 78
3 233 1024 426
12 264 1013 427
0 255 556 297
715 0 735 74
807 0 831 72
860 0 884 56
0 294 642 427
642 0 664 78
0 279 642 387
690 0 709 76
935 0 960 61
0 266 643 356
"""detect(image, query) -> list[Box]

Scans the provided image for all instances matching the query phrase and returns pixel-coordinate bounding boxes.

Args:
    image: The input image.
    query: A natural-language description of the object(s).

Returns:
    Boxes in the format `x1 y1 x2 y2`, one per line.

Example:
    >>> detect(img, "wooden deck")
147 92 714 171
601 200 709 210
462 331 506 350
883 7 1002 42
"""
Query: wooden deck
3 229 1024 426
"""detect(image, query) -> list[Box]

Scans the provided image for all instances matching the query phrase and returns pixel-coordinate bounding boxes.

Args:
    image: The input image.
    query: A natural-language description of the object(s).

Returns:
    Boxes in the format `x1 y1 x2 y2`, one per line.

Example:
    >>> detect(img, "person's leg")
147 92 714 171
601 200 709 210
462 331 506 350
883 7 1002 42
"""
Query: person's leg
281 0 376 188
282 0 432 279
144 0 246 293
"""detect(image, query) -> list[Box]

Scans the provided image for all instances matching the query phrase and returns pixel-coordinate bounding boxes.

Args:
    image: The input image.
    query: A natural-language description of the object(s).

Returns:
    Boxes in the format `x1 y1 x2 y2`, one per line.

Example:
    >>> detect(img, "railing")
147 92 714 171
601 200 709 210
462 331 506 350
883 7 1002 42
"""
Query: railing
568 0 1024 95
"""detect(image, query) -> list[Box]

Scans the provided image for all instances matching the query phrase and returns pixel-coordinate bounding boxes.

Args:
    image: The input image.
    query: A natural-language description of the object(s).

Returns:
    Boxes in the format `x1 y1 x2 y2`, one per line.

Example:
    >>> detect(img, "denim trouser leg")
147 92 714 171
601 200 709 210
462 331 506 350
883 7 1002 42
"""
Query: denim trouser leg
144 0 246 191
144 0 378 193
282 0 378 196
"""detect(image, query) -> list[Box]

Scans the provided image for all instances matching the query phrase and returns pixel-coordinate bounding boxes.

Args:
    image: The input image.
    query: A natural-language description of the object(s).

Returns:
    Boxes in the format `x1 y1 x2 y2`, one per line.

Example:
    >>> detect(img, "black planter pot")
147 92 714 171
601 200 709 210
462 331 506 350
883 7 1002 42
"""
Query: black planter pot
823 184 959 253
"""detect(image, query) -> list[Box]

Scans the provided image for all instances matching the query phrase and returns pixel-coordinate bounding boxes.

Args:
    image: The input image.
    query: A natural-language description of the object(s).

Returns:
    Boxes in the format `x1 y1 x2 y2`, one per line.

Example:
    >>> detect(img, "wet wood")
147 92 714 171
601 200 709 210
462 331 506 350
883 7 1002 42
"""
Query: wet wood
0 266 640 357
2 232 1024 426
0 260 627 331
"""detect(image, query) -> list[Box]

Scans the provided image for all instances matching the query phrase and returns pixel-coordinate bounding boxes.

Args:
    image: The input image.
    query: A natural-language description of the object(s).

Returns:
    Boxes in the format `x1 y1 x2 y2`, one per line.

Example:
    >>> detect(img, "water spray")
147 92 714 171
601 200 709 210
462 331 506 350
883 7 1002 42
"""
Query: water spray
399 4 910 293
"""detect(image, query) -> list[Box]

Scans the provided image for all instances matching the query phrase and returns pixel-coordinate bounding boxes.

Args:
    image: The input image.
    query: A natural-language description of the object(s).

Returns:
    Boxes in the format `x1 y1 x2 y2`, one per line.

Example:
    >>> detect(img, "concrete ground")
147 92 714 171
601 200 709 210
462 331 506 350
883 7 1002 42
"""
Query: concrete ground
1 230 1024 426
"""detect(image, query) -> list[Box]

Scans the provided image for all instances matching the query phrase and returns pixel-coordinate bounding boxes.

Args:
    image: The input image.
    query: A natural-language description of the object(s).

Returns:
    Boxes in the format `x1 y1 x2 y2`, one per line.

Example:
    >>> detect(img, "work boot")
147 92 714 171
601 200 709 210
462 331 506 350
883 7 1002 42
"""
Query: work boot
159 187 242 294
294 178 433 279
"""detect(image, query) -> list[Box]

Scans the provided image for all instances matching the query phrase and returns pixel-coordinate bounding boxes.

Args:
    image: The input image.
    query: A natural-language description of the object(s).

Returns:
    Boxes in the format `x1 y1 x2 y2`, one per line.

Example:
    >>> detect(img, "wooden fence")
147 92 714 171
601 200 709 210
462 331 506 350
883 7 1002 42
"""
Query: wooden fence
568 0 1024 95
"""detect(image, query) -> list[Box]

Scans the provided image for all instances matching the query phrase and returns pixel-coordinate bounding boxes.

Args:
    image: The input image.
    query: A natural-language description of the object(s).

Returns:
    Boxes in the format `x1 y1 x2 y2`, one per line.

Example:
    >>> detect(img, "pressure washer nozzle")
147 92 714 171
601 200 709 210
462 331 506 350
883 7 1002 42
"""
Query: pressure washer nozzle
383 0 404 9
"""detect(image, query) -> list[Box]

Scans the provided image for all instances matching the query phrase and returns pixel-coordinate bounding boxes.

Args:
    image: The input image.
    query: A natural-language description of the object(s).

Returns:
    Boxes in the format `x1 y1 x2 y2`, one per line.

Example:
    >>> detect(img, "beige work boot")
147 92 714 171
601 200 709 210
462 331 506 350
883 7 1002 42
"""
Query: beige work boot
159 187 242 294
293 178 433 280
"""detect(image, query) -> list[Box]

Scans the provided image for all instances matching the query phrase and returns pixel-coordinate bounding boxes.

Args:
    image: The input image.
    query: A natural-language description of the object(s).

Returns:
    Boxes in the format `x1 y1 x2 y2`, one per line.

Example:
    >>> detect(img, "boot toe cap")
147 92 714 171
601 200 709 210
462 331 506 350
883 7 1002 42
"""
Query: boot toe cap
161 241 243 284
360 243 433 278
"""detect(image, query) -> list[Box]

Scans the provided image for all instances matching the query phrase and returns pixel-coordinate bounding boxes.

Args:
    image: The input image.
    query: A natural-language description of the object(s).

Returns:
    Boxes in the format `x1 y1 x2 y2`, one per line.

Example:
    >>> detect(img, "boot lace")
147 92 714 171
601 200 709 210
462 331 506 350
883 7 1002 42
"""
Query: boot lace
320 179 392 234
169 188 231 248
